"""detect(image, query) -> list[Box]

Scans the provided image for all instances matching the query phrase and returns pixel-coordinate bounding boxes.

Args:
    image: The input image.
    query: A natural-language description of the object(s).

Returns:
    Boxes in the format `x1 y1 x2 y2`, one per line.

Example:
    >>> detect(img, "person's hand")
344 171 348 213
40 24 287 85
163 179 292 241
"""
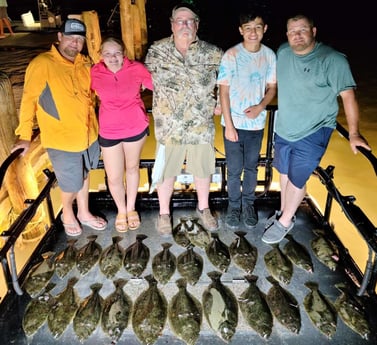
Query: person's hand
214 105 222 116
225 126 238 142
349 134 371 154
11 139 31 156
244 104 263 119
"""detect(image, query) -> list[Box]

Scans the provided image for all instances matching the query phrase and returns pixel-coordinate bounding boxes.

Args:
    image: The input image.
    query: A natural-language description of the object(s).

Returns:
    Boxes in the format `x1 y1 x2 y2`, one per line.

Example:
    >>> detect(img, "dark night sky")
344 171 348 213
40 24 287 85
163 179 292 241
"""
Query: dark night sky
8 0 375 51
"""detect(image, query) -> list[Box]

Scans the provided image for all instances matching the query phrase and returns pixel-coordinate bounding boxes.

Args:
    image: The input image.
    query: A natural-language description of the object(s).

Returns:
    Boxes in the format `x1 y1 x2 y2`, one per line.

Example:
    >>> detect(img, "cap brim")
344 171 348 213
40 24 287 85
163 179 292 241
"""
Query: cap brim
63 32 86 36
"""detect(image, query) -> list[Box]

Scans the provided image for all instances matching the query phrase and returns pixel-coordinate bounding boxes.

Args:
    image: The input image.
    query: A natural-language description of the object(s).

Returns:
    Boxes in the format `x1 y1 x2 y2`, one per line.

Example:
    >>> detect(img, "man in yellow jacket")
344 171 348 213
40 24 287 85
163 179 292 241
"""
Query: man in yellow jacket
12 19 107 236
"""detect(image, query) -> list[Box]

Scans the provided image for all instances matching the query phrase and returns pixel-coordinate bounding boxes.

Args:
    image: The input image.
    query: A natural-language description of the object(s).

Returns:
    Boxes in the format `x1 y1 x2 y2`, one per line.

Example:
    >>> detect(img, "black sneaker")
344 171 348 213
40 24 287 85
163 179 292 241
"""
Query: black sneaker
225 208 241 229
243 204 258 228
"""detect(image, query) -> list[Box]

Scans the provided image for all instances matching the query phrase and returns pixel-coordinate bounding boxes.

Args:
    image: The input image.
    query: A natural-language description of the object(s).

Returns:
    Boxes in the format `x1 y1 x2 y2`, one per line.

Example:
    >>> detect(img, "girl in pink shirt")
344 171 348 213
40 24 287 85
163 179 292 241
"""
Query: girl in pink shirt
91 37 153 232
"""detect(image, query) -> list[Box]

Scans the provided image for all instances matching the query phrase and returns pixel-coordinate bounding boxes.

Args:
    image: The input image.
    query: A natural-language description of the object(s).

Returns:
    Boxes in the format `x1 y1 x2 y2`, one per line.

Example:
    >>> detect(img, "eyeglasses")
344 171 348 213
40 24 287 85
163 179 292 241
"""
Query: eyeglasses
102 51 123 59
171 18 198 26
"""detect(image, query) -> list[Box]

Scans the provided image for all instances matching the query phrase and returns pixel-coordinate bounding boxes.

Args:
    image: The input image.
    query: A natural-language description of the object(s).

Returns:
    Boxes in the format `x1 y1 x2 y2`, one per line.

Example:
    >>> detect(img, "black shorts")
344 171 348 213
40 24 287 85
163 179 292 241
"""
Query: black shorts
98 127 150 147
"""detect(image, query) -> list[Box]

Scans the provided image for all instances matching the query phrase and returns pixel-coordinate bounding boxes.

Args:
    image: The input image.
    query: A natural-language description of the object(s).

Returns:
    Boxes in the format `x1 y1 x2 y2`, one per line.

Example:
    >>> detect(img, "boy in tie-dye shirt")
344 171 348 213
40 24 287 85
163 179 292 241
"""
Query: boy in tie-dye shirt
217 11 276 229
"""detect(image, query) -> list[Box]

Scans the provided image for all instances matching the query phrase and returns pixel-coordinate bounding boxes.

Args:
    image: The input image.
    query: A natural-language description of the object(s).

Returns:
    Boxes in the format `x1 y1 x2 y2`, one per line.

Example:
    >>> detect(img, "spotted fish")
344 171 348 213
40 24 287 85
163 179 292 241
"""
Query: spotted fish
47 277 79 339
55 239 78 279
238 275 273 339
132 274 167 345
229 231 257 274
202 271 238 342
177 244 203 285
22 282 56 337
76 235 102 276
264 245 293 285
266 276 301 334
101 279 132 342
73 283 103 342
152 242 177 285
186 217 211 249
172 217 191 248
123 234 150 277
311 229 339 271
99 236 124 279
283 234 313 273
205 232 231 272
303 281 337 339
168 278 202 345
334 282 370 340
24 251 55 298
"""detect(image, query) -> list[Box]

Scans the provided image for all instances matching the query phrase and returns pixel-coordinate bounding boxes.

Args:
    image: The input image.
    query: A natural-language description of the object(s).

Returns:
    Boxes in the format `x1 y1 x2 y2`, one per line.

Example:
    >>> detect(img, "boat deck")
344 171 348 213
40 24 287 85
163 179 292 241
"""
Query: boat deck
1 189 377 345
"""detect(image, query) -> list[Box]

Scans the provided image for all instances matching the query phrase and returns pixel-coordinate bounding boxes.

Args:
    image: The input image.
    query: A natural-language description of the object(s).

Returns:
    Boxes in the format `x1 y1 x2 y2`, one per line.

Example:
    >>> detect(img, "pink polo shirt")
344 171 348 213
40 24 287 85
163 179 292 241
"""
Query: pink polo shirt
91 57 153 139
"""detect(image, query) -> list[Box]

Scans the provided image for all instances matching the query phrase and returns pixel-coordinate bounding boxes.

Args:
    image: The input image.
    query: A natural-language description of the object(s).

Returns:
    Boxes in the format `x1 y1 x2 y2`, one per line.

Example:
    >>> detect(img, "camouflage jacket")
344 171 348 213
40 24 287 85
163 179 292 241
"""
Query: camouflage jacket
145 36 223 145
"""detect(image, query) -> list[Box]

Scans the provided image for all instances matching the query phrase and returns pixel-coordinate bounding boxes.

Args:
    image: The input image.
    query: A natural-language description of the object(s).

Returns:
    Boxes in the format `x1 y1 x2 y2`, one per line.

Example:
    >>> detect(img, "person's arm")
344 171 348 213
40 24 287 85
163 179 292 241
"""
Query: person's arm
13 59 44 155
219 84 238 142
340 88 371 154
244 82 277 119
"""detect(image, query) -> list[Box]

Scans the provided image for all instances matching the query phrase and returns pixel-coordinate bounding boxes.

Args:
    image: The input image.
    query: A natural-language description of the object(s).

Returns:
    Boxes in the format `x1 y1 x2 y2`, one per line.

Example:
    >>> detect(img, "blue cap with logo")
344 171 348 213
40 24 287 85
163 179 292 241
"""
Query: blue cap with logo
61 19 86 37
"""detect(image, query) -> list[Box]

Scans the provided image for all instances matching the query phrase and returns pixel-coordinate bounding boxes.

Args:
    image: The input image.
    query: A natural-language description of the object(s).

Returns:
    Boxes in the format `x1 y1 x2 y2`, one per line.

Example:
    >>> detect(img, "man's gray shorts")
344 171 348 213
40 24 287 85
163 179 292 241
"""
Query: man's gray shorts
47 141 100 193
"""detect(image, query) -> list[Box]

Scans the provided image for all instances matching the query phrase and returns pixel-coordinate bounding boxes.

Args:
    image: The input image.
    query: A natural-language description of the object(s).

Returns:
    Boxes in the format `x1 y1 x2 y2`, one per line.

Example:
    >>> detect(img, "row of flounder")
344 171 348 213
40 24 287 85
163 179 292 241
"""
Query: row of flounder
21 218 371 343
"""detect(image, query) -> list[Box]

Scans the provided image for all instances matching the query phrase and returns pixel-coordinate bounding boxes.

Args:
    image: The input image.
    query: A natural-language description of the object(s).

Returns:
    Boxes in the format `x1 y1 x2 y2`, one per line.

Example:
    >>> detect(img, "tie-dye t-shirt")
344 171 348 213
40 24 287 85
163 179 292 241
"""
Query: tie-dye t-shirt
217 42 276 130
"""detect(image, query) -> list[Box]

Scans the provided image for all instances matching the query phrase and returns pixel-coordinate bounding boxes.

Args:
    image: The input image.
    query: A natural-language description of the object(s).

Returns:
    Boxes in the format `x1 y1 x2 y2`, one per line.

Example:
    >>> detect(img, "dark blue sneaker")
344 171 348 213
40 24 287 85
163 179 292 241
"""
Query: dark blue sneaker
225 208 241 229
243 204 258 228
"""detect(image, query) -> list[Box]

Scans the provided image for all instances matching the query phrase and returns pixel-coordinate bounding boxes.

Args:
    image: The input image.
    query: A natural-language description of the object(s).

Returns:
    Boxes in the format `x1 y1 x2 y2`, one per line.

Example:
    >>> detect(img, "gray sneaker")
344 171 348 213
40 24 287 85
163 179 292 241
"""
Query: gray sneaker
265 210 282 230
243 204 258 228
265 210 296 230
225 208 241 229
262 219 295 244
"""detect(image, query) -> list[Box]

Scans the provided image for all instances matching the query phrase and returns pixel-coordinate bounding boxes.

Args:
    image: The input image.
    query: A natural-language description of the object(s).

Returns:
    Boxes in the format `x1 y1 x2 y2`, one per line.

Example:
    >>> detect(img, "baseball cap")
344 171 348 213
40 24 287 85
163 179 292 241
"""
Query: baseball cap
61 19 86 37
171 2 199 20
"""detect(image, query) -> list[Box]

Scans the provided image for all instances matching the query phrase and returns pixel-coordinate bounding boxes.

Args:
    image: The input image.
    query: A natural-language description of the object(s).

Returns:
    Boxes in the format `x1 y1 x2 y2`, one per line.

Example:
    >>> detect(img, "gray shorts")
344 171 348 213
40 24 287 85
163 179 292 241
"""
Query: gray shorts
47 141 100 193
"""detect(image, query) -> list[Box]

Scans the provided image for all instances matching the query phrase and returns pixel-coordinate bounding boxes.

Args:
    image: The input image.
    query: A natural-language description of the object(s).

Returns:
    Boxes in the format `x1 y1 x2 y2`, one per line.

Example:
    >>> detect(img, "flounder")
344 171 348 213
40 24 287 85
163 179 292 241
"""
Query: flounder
229 231 257 274
47 277 79 339
99 236 124 279
73 283 103 342
132 274 167 344
334 282 370 340
124 234 150 277
303 281 337 339
55 239 78 279
202 271 238 342
238 275 273 339
24 251 55 298
168 278 202 345
76 235 102 276
152 242 177 284
205 232 231 272
101 279 132 342
266 276 301 334
22 282 56 337
177 244 203 285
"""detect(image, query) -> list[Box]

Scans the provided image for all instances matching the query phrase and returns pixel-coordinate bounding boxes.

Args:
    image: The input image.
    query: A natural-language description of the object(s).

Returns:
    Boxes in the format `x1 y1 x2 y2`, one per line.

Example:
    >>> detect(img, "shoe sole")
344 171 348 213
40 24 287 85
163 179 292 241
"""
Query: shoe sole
225 222 239 230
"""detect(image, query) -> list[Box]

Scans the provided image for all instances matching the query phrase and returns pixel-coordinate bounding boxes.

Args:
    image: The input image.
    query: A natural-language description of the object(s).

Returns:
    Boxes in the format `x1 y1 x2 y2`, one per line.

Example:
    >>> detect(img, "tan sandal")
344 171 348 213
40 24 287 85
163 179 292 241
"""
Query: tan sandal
115 214 128 232
127 210 140 231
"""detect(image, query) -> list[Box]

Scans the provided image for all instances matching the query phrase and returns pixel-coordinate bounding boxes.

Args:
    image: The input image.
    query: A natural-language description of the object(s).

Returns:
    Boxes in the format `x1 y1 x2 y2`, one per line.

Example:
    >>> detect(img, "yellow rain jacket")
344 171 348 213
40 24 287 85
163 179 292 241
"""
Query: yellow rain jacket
15 44 98 152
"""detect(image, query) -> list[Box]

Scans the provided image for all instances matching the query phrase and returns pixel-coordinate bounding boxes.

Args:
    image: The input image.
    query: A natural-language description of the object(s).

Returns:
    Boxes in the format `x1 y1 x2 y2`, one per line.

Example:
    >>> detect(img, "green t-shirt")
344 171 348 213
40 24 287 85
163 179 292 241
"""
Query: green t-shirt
275 42 356 141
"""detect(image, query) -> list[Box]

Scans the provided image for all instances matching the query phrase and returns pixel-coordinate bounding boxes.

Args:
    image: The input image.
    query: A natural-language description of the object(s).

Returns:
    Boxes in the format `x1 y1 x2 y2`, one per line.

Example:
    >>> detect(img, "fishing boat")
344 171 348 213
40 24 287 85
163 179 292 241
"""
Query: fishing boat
1 97 377 344
1 5 377 345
